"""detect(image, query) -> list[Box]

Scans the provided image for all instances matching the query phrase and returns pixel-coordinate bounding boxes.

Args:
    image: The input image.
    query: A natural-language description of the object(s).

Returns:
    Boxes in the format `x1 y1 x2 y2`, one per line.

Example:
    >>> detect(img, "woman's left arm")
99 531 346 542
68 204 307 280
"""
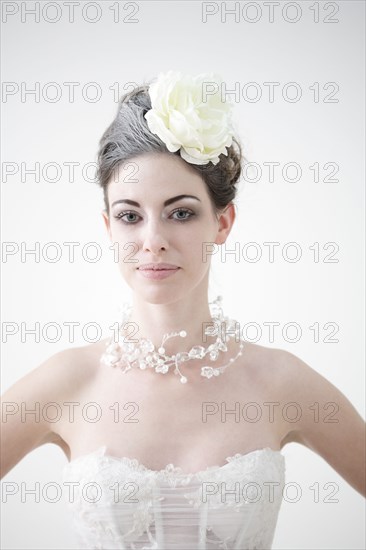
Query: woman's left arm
278 350 366 497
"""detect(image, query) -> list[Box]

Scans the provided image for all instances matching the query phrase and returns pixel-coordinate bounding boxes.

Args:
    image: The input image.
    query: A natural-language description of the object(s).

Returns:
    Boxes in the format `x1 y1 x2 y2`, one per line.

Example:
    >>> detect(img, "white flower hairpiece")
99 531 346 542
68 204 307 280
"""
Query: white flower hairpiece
144 70 234 166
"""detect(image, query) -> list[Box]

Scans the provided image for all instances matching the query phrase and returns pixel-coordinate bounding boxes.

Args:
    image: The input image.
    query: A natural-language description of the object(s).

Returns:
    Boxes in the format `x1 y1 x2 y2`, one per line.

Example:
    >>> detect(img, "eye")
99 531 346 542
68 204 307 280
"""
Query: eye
114 211 140 224
114 208 195 224
170 208 195 221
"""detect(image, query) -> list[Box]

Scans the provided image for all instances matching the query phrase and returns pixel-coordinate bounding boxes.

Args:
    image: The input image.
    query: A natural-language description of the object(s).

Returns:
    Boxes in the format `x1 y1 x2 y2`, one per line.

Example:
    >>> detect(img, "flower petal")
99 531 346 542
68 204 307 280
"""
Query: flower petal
144 70 234 165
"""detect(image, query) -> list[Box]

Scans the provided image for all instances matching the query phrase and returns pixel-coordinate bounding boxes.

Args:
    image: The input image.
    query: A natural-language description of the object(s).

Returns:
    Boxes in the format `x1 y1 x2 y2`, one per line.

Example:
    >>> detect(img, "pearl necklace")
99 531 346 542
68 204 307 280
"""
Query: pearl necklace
100 296 245 383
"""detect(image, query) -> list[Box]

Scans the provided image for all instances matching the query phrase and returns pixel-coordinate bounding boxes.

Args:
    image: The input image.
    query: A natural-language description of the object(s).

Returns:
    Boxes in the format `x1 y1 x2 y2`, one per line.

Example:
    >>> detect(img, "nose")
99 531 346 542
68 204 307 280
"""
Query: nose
141 219 169 254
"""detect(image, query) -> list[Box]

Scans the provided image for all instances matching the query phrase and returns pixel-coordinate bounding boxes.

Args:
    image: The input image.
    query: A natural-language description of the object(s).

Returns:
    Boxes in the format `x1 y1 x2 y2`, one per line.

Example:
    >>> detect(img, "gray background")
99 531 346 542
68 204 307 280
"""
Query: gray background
1 1 365 548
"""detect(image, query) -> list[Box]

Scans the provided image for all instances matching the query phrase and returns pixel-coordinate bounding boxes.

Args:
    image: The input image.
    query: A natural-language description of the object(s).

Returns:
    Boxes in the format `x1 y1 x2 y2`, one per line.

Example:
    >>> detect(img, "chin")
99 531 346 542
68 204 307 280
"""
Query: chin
131 285 189 306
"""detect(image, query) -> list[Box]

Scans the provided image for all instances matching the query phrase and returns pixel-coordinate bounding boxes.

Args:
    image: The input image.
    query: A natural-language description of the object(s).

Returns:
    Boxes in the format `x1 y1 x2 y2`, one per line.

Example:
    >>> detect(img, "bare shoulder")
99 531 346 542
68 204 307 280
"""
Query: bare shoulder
246 344 365 496
242 341 325 384
25 337 109 395
242 341 351 406
240 341 293 382
2 339 106 402
0 338 110 477
50 337 109 383
240 341 343 436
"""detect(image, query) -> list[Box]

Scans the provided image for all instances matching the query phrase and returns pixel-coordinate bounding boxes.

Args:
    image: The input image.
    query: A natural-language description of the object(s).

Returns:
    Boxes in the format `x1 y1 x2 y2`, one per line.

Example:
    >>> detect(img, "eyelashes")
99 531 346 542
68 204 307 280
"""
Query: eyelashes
113 208 196 225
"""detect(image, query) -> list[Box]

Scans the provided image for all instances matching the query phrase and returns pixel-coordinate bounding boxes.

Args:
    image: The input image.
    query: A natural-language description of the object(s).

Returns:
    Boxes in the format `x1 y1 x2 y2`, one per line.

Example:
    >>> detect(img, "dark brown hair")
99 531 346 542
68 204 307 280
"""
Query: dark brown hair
96 81 244 218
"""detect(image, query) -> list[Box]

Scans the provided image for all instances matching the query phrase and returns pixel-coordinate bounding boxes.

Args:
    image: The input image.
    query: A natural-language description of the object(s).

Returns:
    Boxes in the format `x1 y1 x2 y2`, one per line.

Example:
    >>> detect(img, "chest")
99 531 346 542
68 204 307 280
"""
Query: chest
60 355 284 470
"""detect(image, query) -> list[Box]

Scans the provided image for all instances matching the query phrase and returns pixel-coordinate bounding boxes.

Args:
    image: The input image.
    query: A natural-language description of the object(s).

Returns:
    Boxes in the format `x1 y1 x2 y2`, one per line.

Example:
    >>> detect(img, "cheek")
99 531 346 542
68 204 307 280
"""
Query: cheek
183 239 213 270
109 223 136 251
109 233 139 267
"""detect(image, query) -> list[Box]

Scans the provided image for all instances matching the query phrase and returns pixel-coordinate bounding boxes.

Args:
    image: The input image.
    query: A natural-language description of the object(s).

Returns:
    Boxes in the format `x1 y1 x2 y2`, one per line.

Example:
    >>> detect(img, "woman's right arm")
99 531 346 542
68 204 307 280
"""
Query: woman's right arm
0 348 79 479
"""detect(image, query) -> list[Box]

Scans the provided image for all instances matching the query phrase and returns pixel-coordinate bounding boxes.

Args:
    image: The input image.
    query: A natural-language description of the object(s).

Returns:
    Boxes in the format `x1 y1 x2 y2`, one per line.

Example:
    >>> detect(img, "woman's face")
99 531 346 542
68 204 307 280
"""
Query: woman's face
102 152 235 303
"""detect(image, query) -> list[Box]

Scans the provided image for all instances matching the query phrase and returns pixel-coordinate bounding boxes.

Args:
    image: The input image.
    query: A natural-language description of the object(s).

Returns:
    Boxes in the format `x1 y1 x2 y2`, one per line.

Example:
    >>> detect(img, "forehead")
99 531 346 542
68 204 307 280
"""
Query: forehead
107 153 206 202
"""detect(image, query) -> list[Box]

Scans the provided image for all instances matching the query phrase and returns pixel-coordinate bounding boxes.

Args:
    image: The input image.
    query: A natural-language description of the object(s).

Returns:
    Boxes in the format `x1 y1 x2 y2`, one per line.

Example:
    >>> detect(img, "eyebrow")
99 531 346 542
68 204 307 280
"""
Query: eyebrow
111 194 201 208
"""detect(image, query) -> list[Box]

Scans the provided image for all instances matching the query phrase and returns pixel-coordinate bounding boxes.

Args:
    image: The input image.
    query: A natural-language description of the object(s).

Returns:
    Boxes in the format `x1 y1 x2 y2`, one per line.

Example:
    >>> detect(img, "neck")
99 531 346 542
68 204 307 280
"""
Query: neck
123 292 219 356
101 291 245 383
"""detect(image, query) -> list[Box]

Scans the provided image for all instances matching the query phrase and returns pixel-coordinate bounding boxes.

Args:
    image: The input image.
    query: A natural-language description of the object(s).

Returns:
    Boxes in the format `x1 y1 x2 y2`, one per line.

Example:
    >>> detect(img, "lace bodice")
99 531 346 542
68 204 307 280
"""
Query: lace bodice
62 446 285 549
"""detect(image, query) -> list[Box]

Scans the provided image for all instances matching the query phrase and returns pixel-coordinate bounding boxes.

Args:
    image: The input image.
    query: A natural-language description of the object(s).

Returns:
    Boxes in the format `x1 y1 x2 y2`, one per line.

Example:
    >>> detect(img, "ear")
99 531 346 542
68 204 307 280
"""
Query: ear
215 203 236 245
101 210 112 240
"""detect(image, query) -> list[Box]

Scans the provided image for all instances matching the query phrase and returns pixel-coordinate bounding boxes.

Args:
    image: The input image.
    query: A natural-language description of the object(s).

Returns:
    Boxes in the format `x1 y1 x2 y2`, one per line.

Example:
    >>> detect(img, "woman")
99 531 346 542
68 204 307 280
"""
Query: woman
1 71 365 549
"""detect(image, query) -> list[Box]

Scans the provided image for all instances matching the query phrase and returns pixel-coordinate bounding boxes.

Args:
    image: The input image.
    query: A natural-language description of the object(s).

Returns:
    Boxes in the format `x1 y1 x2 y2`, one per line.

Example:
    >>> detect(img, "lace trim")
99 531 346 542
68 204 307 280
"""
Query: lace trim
63 445 284 480
62 447 286 549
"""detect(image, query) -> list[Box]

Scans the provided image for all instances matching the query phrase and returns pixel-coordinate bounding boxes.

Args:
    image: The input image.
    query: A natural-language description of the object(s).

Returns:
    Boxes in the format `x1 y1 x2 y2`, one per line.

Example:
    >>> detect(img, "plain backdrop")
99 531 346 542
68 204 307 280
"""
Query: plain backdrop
1 1 365 548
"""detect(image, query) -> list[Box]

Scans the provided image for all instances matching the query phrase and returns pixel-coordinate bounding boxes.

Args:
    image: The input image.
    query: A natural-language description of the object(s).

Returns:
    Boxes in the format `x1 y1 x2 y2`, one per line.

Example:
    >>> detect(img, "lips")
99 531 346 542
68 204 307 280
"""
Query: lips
138 263 180 271
137 264 181 280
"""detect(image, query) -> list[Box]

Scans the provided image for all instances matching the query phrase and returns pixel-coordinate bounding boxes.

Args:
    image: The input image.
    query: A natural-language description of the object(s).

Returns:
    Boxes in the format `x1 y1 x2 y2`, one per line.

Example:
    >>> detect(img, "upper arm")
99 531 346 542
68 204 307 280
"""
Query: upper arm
278 350 366 497
0 348 82 478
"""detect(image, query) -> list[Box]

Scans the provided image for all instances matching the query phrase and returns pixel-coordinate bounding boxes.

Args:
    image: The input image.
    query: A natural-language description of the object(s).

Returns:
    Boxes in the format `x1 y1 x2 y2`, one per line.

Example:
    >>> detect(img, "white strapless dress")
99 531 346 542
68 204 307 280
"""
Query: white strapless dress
62 446 285 549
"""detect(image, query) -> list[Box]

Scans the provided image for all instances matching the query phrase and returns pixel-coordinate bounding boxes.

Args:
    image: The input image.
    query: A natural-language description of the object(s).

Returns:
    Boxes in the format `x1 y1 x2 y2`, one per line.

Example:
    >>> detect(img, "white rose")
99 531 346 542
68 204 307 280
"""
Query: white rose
144 70 233 165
